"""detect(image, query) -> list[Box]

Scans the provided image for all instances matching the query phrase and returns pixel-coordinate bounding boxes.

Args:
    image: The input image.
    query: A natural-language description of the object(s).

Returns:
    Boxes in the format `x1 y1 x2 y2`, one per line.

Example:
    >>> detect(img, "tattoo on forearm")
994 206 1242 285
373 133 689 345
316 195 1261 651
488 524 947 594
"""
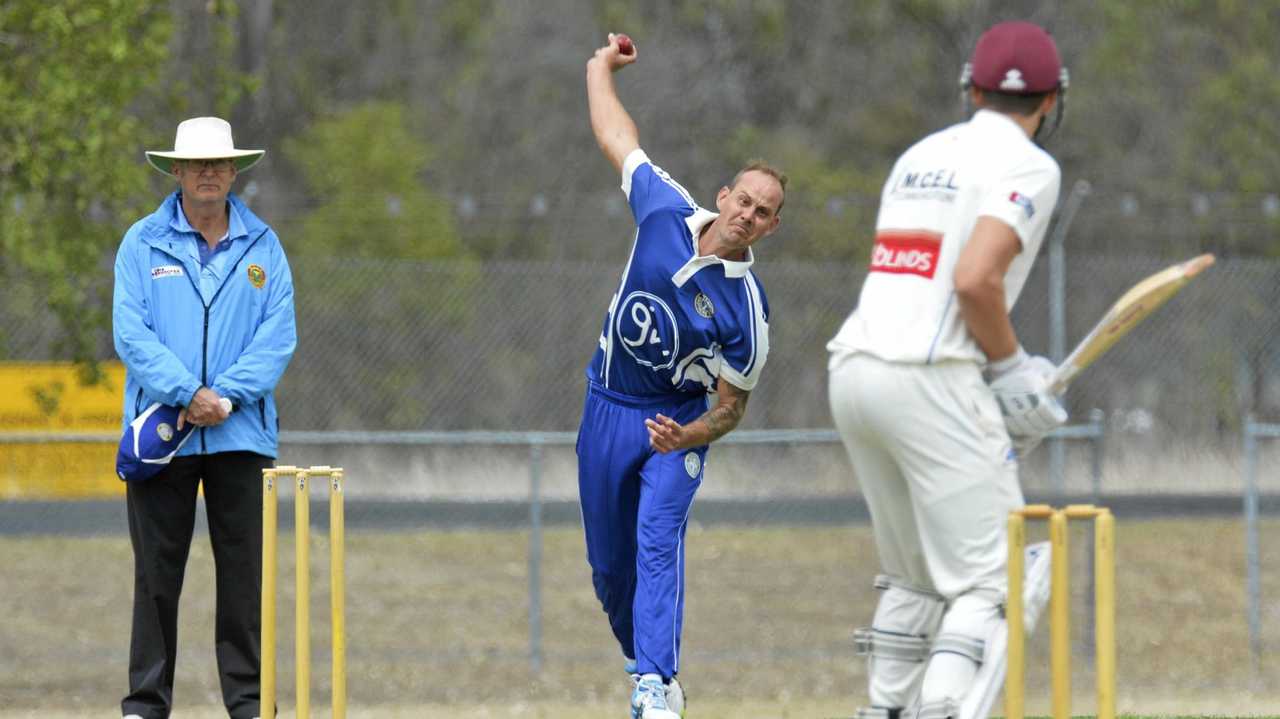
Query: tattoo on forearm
697 389 749 443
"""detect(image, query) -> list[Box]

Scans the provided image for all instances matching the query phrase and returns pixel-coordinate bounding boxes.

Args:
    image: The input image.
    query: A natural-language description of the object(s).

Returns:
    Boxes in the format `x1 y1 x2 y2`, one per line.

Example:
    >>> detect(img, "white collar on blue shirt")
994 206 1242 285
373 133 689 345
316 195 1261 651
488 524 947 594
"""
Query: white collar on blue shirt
671 208 755 288
172 198 248 241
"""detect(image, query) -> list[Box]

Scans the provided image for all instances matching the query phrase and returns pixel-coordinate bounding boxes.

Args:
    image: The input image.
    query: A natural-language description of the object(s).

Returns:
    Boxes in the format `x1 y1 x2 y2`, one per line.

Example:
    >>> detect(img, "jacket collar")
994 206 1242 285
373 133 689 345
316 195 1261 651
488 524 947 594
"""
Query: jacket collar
141 191 267 248
169 193 249 241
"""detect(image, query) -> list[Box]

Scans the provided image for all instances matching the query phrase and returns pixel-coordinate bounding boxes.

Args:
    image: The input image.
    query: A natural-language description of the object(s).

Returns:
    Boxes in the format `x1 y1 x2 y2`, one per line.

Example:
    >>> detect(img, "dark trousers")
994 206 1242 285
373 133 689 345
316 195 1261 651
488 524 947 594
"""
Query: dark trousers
121 451 273 719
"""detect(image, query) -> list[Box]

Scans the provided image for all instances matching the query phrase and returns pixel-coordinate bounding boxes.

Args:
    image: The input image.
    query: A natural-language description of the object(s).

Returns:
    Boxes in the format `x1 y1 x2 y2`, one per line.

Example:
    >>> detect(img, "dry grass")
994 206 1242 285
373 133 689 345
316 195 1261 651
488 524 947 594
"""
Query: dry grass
2 518 1280 716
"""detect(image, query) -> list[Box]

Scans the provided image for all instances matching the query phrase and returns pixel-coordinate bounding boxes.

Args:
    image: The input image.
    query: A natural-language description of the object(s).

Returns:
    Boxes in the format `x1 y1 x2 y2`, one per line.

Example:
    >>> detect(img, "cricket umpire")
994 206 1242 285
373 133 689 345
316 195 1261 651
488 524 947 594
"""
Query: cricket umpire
114 116 296 719
577 34 786 719
827 21 1070 719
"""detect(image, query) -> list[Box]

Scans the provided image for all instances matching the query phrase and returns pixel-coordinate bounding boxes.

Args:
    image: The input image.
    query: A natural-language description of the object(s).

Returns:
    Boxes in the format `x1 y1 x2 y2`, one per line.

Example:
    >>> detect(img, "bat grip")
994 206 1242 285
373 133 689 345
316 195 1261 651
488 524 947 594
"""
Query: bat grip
1048 365 1073 396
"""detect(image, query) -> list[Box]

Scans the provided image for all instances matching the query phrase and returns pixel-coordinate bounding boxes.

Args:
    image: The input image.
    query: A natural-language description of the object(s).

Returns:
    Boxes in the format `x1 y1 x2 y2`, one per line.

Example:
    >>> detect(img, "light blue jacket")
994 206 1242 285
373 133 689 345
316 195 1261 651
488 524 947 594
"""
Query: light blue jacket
112 191 297 457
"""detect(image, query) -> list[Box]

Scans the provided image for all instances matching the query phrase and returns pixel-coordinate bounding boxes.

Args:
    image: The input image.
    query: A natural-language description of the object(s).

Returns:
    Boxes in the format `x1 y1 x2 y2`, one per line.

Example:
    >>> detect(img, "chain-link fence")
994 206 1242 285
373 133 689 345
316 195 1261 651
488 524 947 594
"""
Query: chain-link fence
0 252 1236 436
0 250 1271 491
5 232 1280 711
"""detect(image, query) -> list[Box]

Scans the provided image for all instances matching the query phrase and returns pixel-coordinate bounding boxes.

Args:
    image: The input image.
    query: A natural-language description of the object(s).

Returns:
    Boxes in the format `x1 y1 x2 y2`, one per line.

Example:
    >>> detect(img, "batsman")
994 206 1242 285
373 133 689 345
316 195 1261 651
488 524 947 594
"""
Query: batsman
576 33 785 719
827 21 1071 719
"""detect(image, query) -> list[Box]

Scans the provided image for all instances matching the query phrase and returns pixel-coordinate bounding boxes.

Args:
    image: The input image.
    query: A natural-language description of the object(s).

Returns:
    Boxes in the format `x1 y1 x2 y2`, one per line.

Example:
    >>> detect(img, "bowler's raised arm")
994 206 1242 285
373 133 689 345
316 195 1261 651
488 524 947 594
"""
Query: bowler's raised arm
586 33 640 173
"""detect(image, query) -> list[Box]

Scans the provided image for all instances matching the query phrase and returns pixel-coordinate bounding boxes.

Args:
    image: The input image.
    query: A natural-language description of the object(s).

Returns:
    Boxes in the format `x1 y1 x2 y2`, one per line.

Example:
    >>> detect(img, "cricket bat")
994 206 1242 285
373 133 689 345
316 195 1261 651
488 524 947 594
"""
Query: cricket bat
1049 253 1215 394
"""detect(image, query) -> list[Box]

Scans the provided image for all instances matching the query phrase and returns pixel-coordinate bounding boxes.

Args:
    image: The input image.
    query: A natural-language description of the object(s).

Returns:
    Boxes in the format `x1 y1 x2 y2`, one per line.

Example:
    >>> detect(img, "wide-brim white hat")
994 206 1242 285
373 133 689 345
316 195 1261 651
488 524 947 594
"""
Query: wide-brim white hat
145 116 265 175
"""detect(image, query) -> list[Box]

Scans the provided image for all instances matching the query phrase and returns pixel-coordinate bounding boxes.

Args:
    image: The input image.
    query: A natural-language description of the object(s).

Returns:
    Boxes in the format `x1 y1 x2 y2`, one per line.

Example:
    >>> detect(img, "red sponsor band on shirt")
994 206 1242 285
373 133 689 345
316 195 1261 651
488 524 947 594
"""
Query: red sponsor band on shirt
869 230 943 279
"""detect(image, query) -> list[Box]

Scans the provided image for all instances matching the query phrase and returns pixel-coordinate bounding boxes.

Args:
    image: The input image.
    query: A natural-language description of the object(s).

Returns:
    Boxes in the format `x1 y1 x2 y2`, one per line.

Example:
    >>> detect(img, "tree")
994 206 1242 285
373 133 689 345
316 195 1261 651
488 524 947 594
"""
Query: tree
0 1 172 364
283 101 462 260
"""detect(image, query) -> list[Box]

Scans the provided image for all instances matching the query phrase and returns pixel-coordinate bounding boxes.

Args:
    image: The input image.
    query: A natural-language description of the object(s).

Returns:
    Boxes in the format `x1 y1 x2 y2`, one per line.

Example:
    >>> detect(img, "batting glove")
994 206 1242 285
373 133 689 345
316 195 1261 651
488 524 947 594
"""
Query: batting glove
985 348 1069 439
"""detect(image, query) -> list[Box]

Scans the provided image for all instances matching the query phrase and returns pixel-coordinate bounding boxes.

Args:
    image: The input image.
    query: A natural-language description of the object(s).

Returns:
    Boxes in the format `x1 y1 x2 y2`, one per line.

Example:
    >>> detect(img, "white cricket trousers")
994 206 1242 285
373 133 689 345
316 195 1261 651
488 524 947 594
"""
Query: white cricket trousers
828 352 1023 598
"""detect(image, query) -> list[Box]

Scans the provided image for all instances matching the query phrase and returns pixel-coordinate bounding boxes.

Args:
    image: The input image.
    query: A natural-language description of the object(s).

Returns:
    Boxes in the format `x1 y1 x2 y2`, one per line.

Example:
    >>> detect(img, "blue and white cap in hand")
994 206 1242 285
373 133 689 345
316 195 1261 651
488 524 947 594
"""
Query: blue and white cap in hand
115 402 197 482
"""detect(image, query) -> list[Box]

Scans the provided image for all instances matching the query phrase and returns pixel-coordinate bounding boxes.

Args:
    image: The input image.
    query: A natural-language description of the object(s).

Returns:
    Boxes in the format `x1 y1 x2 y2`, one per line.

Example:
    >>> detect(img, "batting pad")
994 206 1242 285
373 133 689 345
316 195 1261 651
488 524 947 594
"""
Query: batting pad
956 540 1052 719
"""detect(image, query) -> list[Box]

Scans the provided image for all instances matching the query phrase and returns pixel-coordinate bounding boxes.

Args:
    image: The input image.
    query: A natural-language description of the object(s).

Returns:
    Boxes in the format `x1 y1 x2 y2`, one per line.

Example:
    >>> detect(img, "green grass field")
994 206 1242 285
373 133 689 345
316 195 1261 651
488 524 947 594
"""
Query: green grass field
2 517 1280 717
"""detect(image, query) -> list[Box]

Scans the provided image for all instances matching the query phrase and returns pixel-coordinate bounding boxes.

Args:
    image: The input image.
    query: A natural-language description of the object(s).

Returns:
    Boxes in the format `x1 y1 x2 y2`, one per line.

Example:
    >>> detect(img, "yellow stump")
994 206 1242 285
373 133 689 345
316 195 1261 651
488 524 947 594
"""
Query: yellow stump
330 469 347 719
262 465 345 718
261 469 279 719
1050 510 1070 719
296 471 311 718
1096 510 1116 719
1006 505 1116 719
1005 513 1026 719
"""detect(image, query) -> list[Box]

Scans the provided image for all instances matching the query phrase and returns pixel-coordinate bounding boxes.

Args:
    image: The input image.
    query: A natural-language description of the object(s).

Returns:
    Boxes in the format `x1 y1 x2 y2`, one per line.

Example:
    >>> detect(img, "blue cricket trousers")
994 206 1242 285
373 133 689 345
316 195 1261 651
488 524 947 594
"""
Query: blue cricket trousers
576 380 708 679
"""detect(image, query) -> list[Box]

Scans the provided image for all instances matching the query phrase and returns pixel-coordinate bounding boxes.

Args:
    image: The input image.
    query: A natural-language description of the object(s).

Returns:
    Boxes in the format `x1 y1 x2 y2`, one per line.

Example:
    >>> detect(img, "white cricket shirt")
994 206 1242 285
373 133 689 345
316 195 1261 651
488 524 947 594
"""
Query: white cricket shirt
828 109 1061 365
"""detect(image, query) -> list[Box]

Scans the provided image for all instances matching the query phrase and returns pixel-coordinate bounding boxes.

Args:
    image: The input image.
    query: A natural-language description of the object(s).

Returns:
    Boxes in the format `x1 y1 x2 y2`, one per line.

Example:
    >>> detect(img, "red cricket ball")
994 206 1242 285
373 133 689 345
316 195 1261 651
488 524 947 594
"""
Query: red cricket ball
617 34 635 56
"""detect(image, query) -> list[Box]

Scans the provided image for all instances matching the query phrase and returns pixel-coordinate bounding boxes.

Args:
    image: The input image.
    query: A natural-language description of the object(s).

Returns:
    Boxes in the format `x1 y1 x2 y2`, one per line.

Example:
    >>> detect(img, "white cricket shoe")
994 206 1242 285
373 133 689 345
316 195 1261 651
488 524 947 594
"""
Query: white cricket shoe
625 659 685 716
631 673 680 719
665 675 685 716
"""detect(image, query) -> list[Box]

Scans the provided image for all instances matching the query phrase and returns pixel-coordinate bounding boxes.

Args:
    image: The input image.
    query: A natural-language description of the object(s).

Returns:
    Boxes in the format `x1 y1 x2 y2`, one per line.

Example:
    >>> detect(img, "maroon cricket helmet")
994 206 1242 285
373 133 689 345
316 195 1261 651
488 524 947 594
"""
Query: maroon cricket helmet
963 21 1065 95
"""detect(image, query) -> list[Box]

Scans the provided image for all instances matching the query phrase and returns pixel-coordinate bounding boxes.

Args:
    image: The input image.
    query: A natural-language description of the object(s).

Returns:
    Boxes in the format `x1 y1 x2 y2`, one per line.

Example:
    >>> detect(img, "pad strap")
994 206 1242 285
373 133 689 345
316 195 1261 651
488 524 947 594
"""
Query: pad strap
914 698 959 719
873 574 944 600
854 627 931 663
930 632 985 664
854 707 902 719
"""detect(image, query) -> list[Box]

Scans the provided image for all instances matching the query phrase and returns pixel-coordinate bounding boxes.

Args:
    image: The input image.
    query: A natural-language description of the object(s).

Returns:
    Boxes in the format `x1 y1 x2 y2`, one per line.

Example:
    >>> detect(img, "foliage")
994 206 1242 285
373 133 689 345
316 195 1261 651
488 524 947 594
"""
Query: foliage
0 0 258 366
280 101 472 427
723 124 879 262
1080 0 1280 256
283 101 463 260
1178 4 1280 198
0 1 172 362
173 0 259 118
7 0 1280 388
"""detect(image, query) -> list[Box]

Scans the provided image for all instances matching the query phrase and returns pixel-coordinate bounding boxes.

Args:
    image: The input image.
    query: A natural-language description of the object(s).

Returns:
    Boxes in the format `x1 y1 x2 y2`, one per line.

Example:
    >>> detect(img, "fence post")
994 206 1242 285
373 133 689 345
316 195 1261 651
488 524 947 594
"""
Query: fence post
1048 179 1093 492
1244 415 1261 673
528 439 545 674
1089 408 1105 502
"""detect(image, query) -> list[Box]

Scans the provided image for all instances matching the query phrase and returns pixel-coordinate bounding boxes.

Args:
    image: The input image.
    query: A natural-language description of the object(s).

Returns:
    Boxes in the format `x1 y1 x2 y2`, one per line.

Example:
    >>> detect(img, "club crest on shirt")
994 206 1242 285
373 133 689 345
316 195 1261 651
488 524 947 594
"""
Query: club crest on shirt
693 292 715 319
156 422 174 442
247 264 266 289
683 451 701 478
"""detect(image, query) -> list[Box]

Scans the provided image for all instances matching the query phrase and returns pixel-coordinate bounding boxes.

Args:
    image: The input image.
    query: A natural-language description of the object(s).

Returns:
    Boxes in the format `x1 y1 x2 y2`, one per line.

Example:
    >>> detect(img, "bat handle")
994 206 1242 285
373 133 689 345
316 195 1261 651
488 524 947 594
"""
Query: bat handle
1048 365 1073 396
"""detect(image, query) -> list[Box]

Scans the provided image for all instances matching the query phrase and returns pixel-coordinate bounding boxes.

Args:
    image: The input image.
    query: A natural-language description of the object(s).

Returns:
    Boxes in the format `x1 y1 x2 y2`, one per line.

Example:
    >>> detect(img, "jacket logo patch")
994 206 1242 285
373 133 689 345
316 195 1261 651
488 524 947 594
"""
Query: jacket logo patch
151 265 184 279
869 230 943 279
694 292 715 318
247 264 266 289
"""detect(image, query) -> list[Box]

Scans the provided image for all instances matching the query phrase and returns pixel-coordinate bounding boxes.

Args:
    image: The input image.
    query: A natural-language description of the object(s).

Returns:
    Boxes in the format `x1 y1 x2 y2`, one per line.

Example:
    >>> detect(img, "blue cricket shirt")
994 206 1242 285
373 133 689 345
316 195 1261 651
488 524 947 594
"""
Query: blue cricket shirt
586 149 770 399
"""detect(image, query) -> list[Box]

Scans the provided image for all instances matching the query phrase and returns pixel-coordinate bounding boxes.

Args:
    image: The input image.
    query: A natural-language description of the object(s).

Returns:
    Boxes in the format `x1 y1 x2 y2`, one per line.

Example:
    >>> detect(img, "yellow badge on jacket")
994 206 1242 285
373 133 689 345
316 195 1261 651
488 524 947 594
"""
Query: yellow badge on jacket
247 264 266 288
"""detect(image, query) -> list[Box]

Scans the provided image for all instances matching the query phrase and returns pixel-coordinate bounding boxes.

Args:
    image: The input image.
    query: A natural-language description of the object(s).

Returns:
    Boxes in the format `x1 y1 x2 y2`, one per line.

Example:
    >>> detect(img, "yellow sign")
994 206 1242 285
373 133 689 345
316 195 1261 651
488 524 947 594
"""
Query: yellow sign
0 361 126 499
